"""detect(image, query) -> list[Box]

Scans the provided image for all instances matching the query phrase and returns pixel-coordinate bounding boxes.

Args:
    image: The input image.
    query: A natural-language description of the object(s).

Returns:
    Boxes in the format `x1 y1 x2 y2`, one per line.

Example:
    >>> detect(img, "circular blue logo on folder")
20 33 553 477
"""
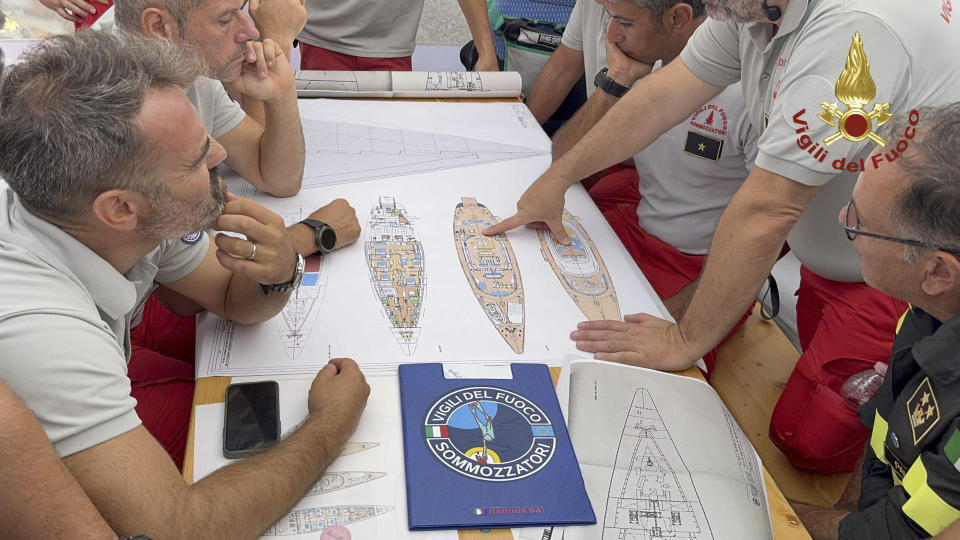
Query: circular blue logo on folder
422 386 556 481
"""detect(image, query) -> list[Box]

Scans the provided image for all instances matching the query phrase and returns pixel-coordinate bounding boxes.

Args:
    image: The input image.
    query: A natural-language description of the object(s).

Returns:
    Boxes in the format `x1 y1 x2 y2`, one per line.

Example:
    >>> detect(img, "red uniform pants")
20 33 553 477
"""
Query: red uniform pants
299 43 413 71
588 165 748 376
128 294 197 470
769 266 907 472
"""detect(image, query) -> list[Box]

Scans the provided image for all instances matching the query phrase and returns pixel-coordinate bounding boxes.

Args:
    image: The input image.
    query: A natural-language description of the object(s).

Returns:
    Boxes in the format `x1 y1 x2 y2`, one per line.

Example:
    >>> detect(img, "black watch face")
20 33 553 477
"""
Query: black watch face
318 227 337 251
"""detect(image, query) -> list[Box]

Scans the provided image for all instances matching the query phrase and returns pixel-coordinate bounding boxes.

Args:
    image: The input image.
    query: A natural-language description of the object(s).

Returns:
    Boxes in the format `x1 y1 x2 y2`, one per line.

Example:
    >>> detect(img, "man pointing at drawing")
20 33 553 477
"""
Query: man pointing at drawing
486 0 960 474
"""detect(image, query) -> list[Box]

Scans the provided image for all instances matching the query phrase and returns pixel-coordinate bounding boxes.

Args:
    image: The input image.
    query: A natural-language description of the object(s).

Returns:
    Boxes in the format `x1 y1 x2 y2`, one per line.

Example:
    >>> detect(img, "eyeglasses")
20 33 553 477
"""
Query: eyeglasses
842 200 960 255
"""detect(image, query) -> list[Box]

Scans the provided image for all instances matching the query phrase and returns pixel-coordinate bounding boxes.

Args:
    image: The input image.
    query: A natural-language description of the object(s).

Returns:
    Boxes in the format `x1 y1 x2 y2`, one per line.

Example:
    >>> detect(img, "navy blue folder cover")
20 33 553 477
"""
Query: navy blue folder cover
399 363 596 530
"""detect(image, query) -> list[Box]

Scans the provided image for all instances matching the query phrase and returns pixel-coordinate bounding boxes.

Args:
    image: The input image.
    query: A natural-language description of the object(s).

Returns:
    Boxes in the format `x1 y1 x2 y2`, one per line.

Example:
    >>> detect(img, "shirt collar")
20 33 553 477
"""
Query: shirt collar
745 0 810 53
8 189 138 321
911 307 960 386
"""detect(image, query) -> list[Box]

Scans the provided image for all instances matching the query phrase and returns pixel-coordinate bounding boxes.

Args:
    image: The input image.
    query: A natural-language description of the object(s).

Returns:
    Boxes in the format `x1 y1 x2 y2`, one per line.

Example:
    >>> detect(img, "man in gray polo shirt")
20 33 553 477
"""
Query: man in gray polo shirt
0 31 369 537
488 0 960 473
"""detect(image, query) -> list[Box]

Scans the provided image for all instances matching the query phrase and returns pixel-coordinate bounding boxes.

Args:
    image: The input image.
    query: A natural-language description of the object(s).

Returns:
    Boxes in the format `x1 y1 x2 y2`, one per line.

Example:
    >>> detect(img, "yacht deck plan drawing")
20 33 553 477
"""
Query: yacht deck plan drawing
454 197 525 354
306 471 387 497
264 505 394 536
539 209 621 321
366 197 425 355
604 389 710 539
300 117 548 189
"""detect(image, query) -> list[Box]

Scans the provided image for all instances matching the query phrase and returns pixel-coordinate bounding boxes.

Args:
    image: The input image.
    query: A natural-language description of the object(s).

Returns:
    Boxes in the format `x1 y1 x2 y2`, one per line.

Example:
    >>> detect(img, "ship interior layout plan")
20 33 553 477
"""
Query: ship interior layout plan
454 197 525 354
539 209 621 321
300 118 548 189
265 505 395 536
424 71 483 92
604 388 712 540
366 196 425 355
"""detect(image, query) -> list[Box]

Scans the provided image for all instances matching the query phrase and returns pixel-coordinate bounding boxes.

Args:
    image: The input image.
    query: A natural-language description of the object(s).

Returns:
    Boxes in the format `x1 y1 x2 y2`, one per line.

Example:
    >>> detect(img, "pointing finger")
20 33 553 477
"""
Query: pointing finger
482 214 523 236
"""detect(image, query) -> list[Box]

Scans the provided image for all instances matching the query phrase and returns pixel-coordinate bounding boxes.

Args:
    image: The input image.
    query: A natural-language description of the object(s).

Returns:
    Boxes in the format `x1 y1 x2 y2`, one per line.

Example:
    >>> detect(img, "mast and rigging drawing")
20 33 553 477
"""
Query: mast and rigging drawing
539 209 621 321
453 197 525 354
365 197 425 355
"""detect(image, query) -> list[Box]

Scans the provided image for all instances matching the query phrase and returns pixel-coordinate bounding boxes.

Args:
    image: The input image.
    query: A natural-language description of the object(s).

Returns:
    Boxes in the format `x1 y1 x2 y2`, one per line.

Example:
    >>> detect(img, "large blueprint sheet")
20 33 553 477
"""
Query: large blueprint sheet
195 100 668 377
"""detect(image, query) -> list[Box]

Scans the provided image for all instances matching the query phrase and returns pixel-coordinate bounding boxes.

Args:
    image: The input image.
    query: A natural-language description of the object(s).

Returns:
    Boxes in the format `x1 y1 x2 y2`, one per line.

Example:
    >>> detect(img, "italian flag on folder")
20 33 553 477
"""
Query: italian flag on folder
425 425 448 438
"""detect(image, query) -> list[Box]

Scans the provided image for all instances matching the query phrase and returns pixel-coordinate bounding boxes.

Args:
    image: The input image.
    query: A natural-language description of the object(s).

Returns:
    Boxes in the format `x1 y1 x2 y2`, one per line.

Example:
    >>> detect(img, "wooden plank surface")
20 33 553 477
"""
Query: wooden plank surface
185 363 808 538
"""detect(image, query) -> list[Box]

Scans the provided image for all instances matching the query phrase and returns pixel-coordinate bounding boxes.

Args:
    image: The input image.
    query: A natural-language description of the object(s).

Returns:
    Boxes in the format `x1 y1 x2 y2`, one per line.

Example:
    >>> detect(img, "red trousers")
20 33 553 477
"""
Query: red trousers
129 294 197 470
769 266 907 472
299 43 413 71
588 165 748 376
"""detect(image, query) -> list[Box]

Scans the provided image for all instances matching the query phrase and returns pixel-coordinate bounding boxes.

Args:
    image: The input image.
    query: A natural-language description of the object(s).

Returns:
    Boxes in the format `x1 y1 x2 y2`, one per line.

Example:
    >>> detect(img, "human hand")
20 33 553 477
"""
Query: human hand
233 39 296 101
570 313 701 371
306 198 361 250
604 31 653 87
474 52 499 72
39 0 96 23
213 193 298 285
307 358 370 454
249 0 307 48
482 170 571 244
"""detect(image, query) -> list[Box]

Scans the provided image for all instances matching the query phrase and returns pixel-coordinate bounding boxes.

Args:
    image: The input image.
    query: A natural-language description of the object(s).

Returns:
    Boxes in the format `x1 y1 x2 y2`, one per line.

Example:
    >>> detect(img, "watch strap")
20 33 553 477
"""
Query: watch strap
594 67 631 98
260 252 305 295
299 218 337 254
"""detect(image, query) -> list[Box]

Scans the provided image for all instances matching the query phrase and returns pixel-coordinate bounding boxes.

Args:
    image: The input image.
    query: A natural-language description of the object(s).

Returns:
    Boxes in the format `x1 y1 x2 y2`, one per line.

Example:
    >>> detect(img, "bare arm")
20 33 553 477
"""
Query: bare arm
486 58 721 241
552 36 654 160
0 382 116 540
221 40 305 197
458 0 498 71
525 44 585 124
63 358 369 540
790 452 864 540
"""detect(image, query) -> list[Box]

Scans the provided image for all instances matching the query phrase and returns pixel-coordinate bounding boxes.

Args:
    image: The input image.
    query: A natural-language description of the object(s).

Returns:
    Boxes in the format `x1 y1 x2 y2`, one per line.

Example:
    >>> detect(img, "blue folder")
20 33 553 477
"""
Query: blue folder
399 363 596 530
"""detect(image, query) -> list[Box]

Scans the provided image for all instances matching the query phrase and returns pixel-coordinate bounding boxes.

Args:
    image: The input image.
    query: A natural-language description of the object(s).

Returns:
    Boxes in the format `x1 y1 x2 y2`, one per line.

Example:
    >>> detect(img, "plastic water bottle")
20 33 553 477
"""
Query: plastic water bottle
842 362 888 409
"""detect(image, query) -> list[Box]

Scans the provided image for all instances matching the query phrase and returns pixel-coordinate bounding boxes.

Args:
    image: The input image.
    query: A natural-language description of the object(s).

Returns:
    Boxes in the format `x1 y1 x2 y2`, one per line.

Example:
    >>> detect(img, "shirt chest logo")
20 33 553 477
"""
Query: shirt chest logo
689 104 728 136
181 231 204 244
907 377 940 445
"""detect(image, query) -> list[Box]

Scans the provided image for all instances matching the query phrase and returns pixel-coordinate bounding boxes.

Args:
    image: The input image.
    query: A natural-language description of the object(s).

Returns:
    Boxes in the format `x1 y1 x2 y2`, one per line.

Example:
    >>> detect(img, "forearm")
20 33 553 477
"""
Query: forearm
258 93 305 197
183 414 342 539
525 45 584 124
792 501 846 540
552 89 619 160
458 0 495 63
221 272 290 324
662 277 699 321
287 222 316 256
677 172 809 360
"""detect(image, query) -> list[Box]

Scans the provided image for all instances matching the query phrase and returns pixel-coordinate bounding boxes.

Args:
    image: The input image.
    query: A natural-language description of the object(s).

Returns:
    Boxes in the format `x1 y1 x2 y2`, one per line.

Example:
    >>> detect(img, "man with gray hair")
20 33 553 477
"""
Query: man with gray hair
525 0 756 376
790 104 960 538
0 30 369 537
115 0 305 198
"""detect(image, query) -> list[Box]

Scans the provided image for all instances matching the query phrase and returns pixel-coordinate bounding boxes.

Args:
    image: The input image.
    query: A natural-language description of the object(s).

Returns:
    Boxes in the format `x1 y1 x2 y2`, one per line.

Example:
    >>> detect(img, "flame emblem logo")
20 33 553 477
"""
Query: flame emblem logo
817 32 893 146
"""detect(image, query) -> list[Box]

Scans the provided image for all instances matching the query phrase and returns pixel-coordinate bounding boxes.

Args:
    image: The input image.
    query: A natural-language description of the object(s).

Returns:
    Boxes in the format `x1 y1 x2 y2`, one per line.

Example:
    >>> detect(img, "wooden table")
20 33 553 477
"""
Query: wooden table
184 365 811 539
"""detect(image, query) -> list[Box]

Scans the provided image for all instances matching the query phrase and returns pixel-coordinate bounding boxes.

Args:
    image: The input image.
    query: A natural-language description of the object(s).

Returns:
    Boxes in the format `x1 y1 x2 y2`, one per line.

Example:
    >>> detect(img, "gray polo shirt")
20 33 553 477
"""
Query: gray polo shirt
186 77 246 139
0 186 209 457
680 0 960 281
561 0 610 99
299 0 425 58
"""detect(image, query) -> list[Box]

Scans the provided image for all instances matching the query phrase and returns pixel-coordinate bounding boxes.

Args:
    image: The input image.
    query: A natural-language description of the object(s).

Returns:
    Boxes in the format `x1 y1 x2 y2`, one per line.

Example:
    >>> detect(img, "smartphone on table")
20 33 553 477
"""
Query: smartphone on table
223 380 280 459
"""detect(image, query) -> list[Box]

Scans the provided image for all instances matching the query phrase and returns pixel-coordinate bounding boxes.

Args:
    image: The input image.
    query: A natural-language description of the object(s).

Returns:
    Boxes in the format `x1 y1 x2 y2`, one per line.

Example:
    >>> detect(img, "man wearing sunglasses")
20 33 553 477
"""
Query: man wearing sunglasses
792 105 960 538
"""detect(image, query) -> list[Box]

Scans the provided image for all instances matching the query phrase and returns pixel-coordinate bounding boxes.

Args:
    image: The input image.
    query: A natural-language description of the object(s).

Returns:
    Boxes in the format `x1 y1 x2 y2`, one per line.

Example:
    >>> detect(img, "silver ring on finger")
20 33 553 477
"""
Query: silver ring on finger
246 241 258 260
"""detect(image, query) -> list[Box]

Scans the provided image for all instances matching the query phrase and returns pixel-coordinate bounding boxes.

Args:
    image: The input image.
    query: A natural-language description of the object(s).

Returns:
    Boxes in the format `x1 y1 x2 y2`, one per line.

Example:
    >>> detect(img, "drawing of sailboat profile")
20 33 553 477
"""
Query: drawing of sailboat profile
454 197 524 354
539 209 621 321
274 208 328 361
305 471 386 496
365 197 425 355
265 505 394 536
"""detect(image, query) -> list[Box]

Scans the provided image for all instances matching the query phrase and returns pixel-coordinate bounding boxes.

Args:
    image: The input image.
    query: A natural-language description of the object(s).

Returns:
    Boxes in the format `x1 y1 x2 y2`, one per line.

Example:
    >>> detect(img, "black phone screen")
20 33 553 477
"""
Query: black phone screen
223 381 280 455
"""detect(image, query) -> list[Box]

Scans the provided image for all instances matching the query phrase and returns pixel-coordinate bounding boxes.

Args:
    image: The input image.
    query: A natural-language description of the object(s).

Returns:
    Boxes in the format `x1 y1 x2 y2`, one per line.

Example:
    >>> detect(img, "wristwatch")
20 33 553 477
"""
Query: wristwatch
299 218 337 255
594 67 631 98
260 251 305 296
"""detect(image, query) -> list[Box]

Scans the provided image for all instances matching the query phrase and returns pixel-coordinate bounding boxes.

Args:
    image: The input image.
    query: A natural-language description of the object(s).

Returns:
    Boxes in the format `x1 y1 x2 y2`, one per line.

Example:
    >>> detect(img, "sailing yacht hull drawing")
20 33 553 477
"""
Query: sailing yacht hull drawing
273 207 328 361
603 388 711 539
539 209 621 321
365 197 425 355
306 471 386 497
453 197 524 354
264 505 394 536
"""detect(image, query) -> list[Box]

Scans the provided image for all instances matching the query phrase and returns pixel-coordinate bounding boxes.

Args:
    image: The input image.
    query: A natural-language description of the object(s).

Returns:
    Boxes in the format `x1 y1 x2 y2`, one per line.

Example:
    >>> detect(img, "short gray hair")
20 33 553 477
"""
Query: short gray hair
115 0 207 34
884 104 960 261
0 30 204 218
609 0 706 20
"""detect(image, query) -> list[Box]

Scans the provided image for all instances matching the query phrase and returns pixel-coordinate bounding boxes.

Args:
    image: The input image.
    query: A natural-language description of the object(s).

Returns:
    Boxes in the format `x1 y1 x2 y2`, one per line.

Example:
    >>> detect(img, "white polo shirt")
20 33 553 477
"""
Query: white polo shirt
299 0 425 58
0 186 209 457
680 0 960 281
564 0 756 254
186 77 246 139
